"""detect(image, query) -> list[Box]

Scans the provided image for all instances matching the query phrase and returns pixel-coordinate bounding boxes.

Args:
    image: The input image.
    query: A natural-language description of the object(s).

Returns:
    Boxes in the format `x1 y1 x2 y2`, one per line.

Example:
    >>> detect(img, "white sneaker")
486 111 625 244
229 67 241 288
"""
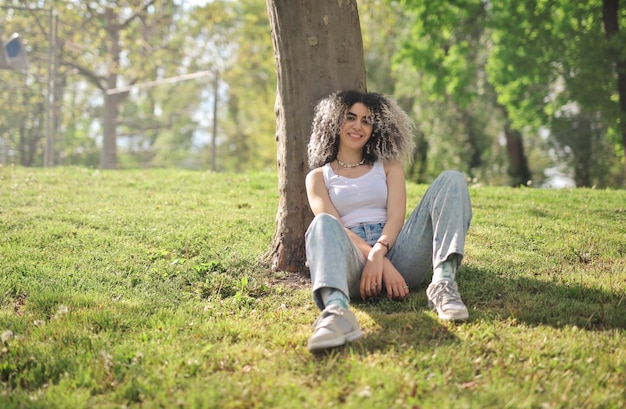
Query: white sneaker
307 304 363 351
427 280 469 321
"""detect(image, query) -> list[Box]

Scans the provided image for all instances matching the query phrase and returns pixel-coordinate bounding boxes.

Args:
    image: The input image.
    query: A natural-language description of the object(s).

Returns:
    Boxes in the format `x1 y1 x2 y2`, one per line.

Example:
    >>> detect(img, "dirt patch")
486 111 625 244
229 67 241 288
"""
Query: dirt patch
269 271 310 290
13 294 26 316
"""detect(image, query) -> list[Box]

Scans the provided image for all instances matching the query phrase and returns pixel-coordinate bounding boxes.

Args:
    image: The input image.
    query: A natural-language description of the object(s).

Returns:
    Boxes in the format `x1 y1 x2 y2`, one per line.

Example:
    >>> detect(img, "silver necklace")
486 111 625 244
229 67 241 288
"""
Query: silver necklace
336 158 365 168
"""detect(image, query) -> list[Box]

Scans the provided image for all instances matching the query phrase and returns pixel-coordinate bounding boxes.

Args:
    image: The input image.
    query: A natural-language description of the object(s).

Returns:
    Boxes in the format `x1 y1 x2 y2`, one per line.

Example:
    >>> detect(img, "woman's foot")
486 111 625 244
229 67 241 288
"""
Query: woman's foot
308 305 363 351
426 280 469 321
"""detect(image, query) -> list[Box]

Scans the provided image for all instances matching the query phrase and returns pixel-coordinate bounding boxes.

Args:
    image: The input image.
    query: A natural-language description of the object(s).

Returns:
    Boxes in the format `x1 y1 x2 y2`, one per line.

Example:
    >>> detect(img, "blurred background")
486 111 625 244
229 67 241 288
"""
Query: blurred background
1 0 624 188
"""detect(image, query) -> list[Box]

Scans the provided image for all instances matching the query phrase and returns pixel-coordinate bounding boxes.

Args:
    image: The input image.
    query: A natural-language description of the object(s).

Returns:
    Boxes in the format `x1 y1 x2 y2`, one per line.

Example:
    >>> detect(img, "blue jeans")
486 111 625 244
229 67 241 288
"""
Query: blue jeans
305 170 472 310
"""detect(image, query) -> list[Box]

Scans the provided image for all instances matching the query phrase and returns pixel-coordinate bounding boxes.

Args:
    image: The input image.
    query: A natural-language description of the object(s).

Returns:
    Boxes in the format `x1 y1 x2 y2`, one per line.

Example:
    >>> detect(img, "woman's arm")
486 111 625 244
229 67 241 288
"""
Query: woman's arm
305 167 341 218
360 160 408 299
377 160 407 249
305 167 372 253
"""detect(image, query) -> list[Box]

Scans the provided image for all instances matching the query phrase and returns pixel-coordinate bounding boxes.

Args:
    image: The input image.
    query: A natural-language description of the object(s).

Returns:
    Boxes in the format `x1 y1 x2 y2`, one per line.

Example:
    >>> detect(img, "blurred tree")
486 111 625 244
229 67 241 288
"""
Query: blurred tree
395 0 625 187
56 79 102 167
362 0 509 184
2 0 277 170
488 0 624 186
602 0 626 180
193 0 277 172
0 2 51 166
52 0 183 169
394 0 533 186
0 71 46 166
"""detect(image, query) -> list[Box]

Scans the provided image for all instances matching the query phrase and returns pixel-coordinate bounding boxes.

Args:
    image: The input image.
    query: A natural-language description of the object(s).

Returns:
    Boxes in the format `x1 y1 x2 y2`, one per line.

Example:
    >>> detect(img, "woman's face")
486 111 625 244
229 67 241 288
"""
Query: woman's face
339 102 373 152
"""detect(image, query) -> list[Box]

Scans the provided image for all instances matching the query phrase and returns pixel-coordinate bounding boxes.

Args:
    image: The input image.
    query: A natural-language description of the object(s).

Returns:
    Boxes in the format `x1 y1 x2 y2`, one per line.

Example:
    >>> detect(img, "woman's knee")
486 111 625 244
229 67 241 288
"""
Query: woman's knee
309 213 341 230
306 213 343 239
439 170 467 186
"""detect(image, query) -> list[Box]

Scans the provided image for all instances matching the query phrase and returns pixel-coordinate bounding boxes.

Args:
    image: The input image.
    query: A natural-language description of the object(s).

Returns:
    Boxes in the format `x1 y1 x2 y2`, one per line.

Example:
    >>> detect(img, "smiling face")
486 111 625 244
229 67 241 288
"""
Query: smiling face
338 102 373 153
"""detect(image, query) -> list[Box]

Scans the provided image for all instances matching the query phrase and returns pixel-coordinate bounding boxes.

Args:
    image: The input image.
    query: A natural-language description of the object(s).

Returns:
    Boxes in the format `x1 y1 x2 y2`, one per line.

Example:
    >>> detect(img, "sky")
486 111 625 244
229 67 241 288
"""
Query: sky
179 0 213 8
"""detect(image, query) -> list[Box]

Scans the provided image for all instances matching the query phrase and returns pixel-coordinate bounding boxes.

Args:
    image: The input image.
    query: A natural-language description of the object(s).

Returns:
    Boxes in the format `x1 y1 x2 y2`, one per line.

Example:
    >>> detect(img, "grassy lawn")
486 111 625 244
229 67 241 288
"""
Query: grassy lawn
0 166 624 408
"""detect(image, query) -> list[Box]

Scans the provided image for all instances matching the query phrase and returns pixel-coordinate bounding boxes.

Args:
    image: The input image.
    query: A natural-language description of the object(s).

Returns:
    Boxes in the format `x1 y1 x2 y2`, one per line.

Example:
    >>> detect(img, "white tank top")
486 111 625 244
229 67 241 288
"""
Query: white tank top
323 161 388 229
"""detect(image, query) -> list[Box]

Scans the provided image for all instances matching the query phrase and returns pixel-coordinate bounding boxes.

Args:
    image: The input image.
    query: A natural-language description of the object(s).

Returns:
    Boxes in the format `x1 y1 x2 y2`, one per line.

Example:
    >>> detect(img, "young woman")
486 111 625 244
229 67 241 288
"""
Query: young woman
305 90 473 352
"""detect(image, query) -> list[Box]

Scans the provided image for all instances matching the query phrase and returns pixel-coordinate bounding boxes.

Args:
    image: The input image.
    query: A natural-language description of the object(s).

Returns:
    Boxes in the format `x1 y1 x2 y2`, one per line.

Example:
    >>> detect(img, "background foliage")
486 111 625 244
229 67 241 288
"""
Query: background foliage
0 0 625 186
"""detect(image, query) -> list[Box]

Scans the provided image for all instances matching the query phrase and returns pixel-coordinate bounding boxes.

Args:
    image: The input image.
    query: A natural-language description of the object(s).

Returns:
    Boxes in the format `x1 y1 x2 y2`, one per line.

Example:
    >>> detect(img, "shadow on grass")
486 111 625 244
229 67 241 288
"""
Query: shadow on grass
459 265 626 330
310 296 462 358
309 263 625 358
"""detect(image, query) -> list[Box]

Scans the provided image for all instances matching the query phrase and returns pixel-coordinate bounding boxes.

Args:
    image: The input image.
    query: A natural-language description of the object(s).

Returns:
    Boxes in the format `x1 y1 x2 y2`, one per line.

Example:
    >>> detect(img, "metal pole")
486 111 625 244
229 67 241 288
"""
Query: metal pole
106 70 214 95
211 70 219 171
53 12 60 165
44 7 54 167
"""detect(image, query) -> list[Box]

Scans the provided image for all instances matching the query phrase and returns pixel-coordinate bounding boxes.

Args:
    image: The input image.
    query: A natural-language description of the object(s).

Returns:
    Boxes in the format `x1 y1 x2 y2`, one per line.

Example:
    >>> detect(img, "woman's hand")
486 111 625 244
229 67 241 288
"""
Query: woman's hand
359 247 385 299
360 247 409 300
381 258 409 300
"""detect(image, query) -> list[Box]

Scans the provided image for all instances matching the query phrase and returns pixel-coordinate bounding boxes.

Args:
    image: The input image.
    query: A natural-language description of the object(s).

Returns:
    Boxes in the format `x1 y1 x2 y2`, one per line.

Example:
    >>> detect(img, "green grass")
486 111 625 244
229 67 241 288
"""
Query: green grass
0 166 624 408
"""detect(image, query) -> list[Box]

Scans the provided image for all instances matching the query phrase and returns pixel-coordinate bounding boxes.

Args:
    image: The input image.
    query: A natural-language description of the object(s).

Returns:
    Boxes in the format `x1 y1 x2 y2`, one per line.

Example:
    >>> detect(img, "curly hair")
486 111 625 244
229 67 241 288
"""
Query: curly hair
307 90 415 169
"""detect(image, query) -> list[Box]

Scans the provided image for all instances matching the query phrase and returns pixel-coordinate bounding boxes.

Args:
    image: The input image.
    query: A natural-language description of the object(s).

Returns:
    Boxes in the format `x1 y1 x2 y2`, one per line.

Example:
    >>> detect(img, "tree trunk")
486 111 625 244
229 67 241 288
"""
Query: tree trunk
503 122 532 187
407 130 428 184
102 92 120 169
461 108 483 179
54 72 66 165
602 0 626 182
101 7 121 169
572 120 593 188
265 0 367 274
497 104 532 187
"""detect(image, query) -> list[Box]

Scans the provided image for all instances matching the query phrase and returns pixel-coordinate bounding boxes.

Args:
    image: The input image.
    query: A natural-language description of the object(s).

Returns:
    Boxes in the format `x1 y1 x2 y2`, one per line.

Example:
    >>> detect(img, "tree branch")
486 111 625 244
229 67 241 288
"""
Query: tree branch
121 0 157 29
63 61 105 91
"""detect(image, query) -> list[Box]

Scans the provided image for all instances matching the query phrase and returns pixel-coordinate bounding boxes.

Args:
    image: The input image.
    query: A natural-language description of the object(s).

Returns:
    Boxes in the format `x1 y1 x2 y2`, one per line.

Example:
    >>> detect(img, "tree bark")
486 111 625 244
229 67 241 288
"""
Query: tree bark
102 92 121 169
503 122 532 187
265 0 367 274
101 7 121 169
99 3 156 169
602 0 626 181
497 104 532 187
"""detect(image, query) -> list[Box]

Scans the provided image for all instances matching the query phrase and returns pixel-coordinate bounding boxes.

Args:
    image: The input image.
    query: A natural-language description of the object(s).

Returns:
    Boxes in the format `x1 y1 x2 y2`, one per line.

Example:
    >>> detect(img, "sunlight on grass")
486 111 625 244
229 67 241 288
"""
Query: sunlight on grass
0 166 624 408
